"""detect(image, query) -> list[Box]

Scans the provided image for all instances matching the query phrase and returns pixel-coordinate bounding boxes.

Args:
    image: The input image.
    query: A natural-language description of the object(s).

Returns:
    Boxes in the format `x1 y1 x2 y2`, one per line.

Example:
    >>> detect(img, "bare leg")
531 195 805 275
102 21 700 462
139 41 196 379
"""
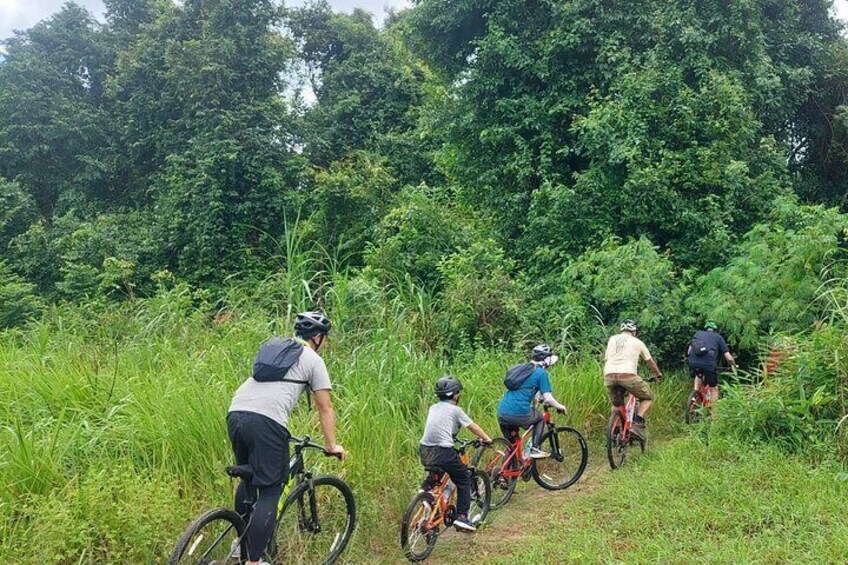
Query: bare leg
693 376 702 391
636 399 652 418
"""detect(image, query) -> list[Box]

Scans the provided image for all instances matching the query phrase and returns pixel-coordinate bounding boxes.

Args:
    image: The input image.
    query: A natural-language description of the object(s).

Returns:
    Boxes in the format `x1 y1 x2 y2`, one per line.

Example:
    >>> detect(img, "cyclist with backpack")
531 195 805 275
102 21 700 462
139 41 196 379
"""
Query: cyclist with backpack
497 345 567 459
603 320 663 441
227 311 346 565
686 321 736 401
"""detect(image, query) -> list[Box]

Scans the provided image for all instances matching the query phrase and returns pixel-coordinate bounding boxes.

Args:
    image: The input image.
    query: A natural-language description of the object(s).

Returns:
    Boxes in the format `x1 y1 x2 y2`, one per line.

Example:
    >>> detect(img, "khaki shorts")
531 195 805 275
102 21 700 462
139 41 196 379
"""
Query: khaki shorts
604 373 653 406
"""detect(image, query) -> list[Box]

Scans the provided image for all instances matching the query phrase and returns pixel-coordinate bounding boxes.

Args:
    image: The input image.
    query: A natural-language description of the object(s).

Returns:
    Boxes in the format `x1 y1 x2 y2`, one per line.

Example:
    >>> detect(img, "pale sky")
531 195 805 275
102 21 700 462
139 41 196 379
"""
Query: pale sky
0 0 846 44
0 0 413 40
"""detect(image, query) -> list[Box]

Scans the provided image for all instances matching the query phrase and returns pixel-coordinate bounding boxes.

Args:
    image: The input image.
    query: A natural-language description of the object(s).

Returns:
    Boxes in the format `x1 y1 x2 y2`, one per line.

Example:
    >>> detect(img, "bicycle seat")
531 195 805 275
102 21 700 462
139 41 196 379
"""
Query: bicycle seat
226 465 254 482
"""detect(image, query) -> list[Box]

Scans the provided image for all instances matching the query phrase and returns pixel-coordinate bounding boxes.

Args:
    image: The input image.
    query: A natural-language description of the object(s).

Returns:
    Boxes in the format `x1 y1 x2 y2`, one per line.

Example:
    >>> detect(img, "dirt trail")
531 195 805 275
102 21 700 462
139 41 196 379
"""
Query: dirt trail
366 447 618 564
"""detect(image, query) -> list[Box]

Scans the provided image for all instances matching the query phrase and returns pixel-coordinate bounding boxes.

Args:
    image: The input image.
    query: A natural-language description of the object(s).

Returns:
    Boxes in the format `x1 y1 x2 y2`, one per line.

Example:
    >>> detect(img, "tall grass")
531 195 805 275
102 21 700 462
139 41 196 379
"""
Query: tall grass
0 286 688 563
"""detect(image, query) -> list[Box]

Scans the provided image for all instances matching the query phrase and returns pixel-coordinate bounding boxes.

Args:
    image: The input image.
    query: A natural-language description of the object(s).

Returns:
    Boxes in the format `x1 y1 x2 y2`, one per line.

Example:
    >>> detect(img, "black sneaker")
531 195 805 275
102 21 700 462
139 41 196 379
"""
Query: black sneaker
629 422 646 441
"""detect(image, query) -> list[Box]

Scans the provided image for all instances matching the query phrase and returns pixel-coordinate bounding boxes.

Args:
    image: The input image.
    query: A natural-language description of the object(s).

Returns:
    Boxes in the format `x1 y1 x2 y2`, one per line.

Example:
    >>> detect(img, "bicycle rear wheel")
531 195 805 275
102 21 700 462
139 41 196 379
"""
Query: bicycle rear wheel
468 469 492 526
532 426 588 490
270 475 356 565
685 390 703 424
400 491 439 562
606 411 628 469
474 437 519 509
169 508 246 565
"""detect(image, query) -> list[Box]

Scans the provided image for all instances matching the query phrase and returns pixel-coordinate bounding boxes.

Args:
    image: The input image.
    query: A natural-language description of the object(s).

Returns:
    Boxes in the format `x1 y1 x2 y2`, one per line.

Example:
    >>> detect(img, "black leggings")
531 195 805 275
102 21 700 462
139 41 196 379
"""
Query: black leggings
235 481 284 561
419 445 473 515
498 408 545 447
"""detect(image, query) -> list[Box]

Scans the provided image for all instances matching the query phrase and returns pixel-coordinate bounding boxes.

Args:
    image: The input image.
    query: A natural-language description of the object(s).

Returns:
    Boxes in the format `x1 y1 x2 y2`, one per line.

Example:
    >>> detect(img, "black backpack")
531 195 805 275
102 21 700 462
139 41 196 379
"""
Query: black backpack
504 362 536 390
252 337 310 386
690 336 709 357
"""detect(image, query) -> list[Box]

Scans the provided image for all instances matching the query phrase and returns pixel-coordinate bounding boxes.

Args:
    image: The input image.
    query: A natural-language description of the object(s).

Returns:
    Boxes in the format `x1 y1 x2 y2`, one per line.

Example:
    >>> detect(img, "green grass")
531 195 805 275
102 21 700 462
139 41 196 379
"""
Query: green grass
4 291 840 564
429 437 848 565
0 296 686 564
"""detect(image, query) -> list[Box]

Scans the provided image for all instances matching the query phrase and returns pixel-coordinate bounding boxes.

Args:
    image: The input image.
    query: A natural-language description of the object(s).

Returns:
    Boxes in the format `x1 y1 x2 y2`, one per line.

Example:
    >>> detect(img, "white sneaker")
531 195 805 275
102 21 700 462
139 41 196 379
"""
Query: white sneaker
453 517 477 532
529 447 551 459
228 539 241 558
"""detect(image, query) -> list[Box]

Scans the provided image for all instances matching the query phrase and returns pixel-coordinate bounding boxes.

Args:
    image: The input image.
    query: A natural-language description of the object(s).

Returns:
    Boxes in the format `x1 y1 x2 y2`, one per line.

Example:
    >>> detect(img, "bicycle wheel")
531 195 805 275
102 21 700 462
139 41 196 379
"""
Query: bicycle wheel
476 437 519 509
271 475 356 565
169 507 246 565
532 426 588 490
685 390 703 424
468 469 492 526
606 411 628 469
400 491 439 562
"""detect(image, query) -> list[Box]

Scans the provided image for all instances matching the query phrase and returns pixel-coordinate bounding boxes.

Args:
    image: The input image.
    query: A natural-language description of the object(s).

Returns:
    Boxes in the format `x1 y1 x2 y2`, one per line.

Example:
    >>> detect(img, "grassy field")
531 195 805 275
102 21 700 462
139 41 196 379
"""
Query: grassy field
2 296 843 564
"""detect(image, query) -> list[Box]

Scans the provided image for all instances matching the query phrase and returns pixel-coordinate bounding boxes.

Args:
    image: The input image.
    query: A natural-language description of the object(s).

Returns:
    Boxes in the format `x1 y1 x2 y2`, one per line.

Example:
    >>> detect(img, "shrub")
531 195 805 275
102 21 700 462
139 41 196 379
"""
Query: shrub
0 261 43 328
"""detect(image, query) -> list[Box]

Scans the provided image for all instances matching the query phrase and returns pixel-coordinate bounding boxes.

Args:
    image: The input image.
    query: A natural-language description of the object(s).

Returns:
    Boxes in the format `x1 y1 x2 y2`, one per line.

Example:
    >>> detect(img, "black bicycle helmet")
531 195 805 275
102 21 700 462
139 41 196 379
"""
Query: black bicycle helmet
434 375 463 399
531 344 555 361
294 310 331 339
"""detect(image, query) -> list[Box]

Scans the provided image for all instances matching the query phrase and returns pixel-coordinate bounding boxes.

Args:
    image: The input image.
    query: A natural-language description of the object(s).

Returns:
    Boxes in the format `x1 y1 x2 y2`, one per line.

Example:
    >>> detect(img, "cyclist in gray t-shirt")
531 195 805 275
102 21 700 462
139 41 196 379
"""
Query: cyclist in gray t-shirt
227 311 345 565
418 375 492 533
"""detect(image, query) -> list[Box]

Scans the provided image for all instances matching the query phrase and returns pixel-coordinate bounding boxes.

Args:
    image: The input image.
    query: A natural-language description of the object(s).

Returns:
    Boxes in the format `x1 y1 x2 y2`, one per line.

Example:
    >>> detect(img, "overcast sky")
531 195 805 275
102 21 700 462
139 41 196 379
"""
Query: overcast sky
0 0 412 40
1 0 846 43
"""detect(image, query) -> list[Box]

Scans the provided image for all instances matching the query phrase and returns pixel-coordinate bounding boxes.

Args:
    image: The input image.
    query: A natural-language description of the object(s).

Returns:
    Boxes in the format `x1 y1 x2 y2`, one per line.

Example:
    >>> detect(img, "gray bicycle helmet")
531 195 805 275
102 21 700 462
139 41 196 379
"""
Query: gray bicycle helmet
620 319 638 332
294 310 331 339
531 344 555 361
434 375 463 399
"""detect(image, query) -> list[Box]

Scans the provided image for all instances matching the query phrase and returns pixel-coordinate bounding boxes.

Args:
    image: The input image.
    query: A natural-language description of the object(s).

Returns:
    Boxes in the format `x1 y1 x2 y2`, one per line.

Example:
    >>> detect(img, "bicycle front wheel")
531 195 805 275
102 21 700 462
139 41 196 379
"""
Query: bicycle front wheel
685 390 703 424
468 469 492 526
606 411 628 470
271 475 356 565
169 507 246 565
475 437 518 510
532 426 588 490
400 491 439 562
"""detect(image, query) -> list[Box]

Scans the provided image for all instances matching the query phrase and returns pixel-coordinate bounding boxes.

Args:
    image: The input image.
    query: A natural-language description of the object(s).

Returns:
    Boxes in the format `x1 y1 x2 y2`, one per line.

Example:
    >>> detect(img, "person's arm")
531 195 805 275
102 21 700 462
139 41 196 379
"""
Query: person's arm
542 392 566 413
466 422 492 444
646 358 663 379
724 351 736 366
313 389 346 459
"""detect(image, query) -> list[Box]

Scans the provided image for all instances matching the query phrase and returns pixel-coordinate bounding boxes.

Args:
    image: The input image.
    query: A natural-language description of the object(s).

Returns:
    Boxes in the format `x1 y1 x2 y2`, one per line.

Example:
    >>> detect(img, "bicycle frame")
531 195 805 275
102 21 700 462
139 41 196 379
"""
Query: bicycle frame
615 392 637 440
495 405 557 478
416 449 471 531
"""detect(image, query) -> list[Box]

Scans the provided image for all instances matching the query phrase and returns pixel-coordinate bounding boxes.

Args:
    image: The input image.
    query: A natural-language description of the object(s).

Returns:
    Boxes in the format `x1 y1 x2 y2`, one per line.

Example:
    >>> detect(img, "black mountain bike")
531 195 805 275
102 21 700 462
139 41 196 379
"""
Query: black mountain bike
170 436 356 565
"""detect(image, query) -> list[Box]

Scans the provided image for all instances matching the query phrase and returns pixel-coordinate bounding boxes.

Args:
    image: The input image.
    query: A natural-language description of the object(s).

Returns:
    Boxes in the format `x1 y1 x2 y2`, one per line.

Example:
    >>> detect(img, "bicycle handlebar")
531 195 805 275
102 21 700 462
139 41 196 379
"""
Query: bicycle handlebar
289 435 343 460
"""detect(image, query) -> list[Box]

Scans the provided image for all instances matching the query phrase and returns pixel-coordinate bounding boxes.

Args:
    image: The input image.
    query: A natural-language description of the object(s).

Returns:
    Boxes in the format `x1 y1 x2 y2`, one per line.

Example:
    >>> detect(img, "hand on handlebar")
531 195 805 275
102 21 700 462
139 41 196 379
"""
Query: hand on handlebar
556 407 567 415
324 444 347 461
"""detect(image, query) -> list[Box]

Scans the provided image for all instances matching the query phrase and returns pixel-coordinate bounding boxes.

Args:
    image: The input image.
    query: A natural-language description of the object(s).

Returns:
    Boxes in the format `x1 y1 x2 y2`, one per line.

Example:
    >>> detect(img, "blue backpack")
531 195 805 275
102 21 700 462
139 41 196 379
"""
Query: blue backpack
504 362 536 390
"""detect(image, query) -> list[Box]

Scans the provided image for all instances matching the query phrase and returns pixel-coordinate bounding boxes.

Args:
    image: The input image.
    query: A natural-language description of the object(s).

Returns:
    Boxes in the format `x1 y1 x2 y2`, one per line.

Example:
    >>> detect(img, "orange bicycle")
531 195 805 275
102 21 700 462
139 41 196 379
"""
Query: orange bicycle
400 439 491 562
472 401 588 509
685 367 732 423
606 376 657 469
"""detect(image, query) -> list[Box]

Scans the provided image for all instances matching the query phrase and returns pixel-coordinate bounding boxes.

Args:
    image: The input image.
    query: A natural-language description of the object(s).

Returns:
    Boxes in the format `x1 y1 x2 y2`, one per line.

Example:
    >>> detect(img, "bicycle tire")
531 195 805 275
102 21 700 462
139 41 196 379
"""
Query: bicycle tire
169 507 246 565
606 411 628 470
468 469 492 526
476 437 519 509
270 475 356 565
685 390 703 424
400 491 439 562
532 426 588 490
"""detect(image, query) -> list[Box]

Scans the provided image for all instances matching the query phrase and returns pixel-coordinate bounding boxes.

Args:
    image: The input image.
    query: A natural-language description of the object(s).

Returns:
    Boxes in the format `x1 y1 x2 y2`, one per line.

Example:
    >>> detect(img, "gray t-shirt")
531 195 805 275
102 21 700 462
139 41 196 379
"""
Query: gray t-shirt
419 401 473 448
228 345 331 430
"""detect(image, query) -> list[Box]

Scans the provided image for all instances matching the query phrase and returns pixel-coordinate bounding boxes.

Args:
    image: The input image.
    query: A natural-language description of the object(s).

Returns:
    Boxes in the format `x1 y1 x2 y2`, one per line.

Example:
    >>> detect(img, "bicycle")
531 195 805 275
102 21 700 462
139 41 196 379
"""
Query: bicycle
400 438 492 562
606 376 657 470
472 401 588 510
685 367 732 423
170 435 356 565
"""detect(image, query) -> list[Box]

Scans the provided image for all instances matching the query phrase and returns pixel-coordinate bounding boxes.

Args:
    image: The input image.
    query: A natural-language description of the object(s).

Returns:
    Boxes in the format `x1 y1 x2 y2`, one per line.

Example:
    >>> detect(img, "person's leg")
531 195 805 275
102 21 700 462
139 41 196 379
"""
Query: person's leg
438 449 473 526
227 413 253 519
244 413 290 565
498 419 519 443
529 408 545 447
418 445 441 491
245 483 284 562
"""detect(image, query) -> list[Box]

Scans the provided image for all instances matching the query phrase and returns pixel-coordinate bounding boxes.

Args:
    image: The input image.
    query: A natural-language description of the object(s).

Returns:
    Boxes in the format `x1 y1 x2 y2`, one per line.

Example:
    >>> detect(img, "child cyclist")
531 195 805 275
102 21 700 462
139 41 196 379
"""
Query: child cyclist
419 375 493 532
